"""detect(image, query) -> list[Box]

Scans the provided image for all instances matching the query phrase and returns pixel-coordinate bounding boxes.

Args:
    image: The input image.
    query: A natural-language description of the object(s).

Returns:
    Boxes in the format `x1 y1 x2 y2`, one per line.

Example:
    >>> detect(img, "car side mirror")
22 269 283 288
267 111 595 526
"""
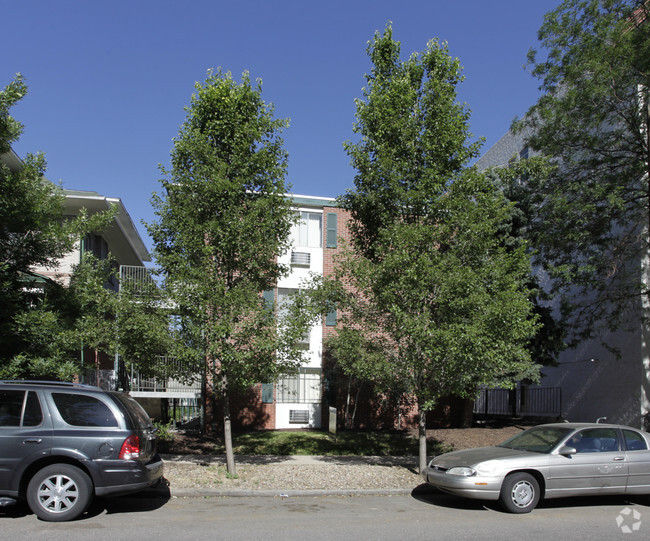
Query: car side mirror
558 446 577 456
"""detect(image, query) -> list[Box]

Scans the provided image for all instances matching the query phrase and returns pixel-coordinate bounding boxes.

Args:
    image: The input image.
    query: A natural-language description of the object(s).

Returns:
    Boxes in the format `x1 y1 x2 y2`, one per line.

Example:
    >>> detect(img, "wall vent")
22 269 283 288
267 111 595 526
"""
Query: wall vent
291 251 311 266
289 409 310 424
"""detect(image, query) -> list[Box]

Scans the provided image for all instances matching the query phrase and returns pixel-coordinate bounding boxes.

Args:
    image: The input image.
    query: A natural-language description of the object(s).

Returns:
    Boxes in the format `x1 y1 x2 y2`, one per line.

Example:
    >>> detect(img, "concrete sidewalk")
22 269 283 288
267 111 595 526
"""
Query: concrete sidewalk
160 454 416 466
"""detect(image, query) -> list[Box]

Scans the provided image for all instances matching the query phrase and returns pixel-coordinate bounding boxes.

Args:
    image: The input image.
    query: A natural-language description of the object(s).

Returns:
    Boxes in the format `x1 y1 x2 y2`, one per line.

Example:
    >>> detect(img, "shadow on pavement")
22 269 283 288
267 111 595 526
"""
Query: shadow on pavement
411 484 498 512
84 479 172 519
411 483 650 514
0 502 29 519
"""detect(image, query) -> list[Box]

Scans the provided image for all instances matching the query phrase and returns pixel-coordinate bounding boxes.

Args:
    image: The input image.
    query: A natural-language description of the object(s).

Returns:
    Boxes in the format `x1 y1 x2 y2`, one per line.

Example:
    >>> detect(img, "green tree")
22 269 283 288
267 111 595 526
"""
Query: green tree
62 254 174 388
332 26 540 473
516 0 650 345
148 69 316 474
0 75 111 377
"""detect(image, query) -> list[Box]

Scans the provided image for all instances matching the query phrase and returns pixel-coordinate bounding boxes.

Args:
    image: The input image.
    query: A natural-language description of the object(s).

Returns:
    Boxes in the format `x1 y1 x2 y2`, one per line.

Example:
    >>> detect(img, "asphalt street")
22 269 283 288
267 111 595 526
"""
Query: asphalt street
1 488 649 541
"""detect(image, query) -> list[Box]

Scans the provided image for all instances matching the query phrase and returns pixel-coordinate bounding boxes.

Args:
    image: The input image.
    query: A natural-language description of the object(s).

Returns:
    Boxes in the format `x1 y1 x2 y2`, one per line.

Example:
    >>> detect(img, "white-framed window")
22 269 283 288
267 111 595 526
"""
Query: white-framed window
277 288 310 345
277 368 321 403
291 211 322 248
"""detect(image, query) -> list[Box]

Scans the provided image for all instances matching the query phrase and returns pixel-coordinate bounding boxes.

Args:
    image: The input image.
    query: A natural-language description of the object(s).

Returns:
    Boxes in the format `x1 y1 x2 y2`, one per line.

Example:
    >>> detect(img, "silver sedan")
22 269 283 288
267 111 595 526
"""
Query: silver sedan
422 422 650 513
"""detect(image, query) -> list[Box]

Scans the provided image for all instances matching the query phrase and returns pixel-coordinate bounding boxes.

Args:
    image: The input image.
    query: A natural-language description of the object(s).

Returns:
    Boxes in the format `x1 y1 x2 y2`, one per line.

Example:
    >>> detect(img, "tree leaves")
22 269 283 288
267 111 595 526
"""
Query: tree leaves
516 0 650 345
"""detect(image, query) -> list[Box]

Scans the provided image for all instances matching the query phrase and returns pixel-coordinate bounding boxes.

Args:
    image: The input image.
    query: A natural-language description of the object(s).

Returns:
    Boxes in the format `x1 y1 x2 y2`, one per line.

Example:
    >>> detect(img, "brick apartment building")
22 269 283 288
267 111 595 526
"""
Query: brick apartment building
224 194 425 432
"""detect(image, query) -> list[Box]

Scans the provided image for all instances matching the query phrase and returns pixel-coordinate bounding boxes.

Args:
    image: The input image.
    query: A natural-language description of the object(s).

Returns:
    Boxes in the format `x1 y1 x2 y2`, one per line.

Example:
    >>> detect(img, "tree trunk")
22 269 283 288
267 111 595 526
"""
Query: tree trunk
350 382 362 429
418 407 428 475
344 376 352 429
222 380 236 476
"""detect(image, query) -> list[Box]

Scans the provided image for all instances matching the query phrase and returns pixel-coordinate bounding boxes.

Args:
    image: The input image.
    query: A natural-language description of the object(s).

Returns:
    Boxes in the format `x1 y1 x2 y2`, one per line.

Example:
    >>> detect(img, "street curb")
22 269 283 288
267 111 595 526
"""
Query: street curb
166 488 416 498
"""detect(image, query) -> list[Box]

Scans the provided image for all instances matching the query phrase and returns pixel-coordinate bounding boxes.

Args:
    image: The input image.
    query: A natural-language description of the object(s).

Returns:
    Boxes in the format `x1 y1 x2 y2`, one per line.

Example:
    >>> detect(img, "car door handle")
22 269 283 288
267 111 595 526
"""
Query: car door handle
22 438 43 445
613 456 625 461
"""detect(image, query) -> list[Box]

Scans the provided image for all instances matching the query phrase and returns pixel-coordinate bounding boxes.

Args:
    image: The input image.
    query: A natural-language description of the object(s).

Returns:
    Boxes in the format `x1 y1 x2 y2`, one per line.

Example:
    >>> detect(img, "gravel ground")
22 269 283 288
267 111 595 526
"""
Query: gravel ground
163 460 420 491
161 425 528 492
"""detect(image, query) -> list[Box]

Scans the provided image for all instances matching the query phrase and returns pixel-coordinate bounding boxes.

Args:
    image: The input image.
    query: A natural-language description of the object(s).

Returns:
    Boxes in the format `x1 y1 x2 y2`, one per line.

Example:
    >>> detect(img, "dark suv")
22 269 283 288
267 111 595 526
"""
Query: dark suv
0 381 164 521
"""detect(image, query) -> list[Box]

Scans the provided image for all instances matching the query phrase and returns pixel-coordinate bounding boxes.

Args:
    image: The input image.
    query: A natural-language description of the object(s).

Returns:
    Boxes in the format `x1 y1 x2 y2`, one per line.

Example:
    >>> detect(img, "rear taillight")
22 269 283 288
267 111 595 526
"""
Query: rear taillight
118 435 140 459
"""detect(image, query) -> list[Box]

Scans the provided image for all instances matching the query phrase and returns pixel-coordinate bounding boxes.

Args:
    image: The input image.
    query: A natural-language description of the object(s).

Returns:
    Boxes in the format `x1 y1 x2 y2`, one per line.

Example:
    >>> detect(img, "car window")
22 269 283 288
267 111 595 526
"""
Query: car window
623 429 648 451
22 391 43 426
568 428 619 453
0 390 25 427
52 393 118 427
498 426 573 453
109 392 152 429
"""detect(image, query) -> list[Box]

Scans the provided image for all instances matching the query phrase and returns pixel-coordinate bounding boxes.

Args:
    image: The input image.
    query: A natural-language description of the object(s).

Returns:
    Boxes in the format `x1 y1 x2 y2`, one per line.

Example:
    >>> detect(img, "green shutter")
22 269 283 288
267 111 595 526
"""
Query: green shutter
263 289 275 310
262 383 274 403
326 307 337 326
326 213 338 248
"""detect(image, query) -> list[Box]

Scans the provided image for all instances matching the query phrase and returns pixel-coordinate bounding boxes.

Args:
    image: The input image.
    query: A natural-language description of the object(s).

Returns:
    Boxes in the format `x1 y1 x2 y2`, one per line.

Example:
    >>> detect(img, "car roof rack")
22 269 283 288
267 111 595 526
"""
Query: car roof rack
0 380 100 389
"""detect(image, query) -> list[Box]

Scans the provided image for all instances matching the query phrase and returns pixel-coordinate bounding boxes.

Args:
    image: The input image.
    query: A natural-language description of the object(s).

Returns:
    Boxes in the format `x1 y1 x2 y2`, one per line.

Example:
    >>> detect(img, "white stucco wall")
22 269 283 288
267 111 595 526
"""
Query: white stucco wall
275 403 322 429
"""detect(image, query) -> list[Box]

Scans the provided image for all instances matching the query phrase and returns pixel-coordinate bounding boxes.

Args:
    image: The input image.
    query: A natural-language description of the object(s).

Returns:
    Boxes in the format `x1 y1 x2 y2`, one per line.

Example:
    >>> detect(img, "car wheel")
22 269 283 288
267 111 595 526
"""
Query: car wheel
26 464 93 522
499 472 540 514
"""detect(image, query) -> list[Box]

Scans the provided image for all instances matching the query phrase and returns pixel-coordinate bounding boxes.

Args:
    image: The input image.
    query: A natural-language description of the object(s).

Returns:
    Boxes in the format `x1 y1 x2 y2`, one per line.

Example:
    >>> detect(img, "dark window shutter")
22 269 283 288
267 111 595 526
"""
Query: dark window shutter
326 213 338 248
326 307 337 326
263 289 275 310
261 383 274 403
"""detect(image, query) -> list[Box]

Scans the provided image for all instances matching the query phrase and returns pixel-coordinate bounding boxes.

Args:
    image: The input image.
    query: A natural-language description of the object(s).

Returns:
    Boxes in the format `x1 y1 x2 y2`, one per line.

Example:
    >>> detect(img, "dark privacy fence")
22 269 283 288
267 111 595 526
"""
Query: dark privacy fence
474 387 562 417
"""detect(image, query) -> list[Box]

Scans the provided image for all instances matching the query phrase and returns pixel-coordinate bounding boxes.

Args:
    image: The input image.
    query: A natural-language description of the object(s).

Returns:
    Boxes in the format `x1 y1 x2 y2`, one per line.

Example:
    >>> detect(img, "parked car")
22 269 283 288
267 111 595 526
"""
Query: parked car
422 422 650 513
0 380 164 521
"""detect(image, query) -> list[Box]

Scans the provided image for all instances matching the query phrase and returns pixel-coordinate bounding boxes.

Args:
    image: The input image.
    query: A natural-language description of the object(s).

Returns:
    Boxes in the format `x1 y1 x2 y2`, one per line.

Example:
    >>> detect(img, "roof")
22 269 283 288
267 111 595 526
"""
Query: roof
62 189 151 265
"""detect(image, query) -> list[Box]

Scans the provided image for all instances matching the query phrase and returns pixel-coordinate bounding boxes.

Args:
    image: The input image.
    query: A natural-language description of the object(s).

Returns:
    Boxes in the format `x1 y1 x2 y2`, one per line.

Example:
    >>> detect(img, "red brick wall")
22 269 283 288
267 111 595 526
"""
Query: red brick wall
320 206 421 431
204 382 276 433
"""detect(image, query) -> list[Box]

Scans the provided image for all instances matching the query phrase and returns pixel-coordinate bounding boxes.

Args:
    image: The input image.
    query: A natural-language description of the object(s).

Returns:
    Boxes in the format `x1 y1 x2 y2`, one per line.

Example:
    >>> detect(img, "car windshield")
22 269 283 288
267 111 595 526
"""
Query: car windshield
498 426 574 454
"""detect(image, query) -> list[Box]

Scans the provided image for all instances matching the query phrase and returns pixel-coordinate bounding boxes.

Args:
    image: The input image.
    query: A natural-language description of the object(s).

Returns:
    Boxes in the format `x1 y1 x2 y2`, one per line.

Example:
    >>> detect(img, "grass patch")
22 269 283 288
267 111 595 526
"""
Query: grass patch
209 430 449 456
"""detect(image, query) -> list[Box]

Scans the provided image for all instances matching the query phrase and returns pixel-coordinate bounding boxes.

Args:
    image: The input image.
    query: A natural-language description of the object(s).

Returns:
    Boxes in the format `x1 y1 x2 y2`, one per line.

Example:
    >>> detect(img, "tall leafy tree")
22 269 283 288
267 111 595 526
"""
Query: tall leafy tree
0 75 110 377
516 0 650 345
332 26 540 472
148 70 315 474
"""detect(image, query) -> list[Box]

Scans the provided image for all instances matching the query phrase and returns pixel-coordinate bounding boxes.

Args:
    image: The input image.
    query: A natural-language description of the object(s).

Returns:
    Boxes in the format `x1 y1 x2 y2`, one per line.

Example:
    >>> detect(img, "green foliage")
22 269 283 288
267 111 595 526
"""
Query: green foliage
208 430 449 457
66 254 120 362
343 26 483 257
0 355 77 381
148 69 318 464
486 159 567 366
153 420 176 442
516 0 650 344
0 75 115 377
0 74 26 155
149 69 314 390
327 25 540 471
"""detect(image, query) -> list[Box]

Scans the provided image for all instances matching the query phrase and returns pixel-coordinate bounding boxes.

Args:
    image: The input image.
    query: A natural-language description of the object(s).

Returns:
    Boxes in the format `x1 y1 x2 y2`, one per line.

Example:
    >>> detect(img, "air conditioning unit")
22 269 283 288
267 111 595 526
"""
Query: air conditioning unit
289 410 310 424
291 251 310 266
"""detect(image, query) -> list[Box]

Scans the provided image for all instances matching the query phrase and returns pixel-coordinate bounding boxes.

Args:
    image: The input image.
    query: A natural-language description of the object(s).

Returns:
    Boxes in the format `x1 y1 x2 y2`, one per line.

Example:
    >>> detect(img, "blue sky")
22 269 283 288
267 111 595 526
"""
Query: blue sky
5 0 560 253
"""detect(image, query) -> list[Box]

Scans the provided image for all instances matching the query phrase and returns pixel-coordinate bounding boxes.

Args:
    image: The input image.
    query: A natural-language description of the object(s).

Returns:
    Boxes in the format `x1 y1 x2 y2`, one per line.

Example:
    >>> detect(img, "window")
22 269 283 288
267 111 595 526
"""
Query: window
291 211 322 248
519 145 530 160
277 368 321 403
277 288 311 344
0 391 43 427
23 392 43 426
0 390 26 427
52 393 118 427
84 233 109 260
568 428 619 453
623 429 648 451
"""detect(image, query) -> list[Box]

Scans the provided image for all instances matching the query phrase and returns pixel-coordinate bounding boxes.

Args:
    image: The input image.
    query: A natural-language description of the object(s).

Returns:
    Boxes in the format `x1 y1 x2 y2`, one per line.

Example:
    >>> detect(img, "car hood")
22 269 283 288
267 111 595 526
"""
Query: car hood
432 446 540 468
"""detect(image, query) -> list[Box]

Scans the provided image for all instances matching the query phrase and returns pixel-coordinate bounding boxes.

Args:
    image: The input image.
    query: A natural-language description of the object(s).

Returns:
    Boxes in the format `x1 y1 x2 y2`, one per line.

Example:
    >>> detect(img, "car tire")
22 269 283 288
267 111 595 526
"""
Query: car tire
26 464 93 522
499 472 540 514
